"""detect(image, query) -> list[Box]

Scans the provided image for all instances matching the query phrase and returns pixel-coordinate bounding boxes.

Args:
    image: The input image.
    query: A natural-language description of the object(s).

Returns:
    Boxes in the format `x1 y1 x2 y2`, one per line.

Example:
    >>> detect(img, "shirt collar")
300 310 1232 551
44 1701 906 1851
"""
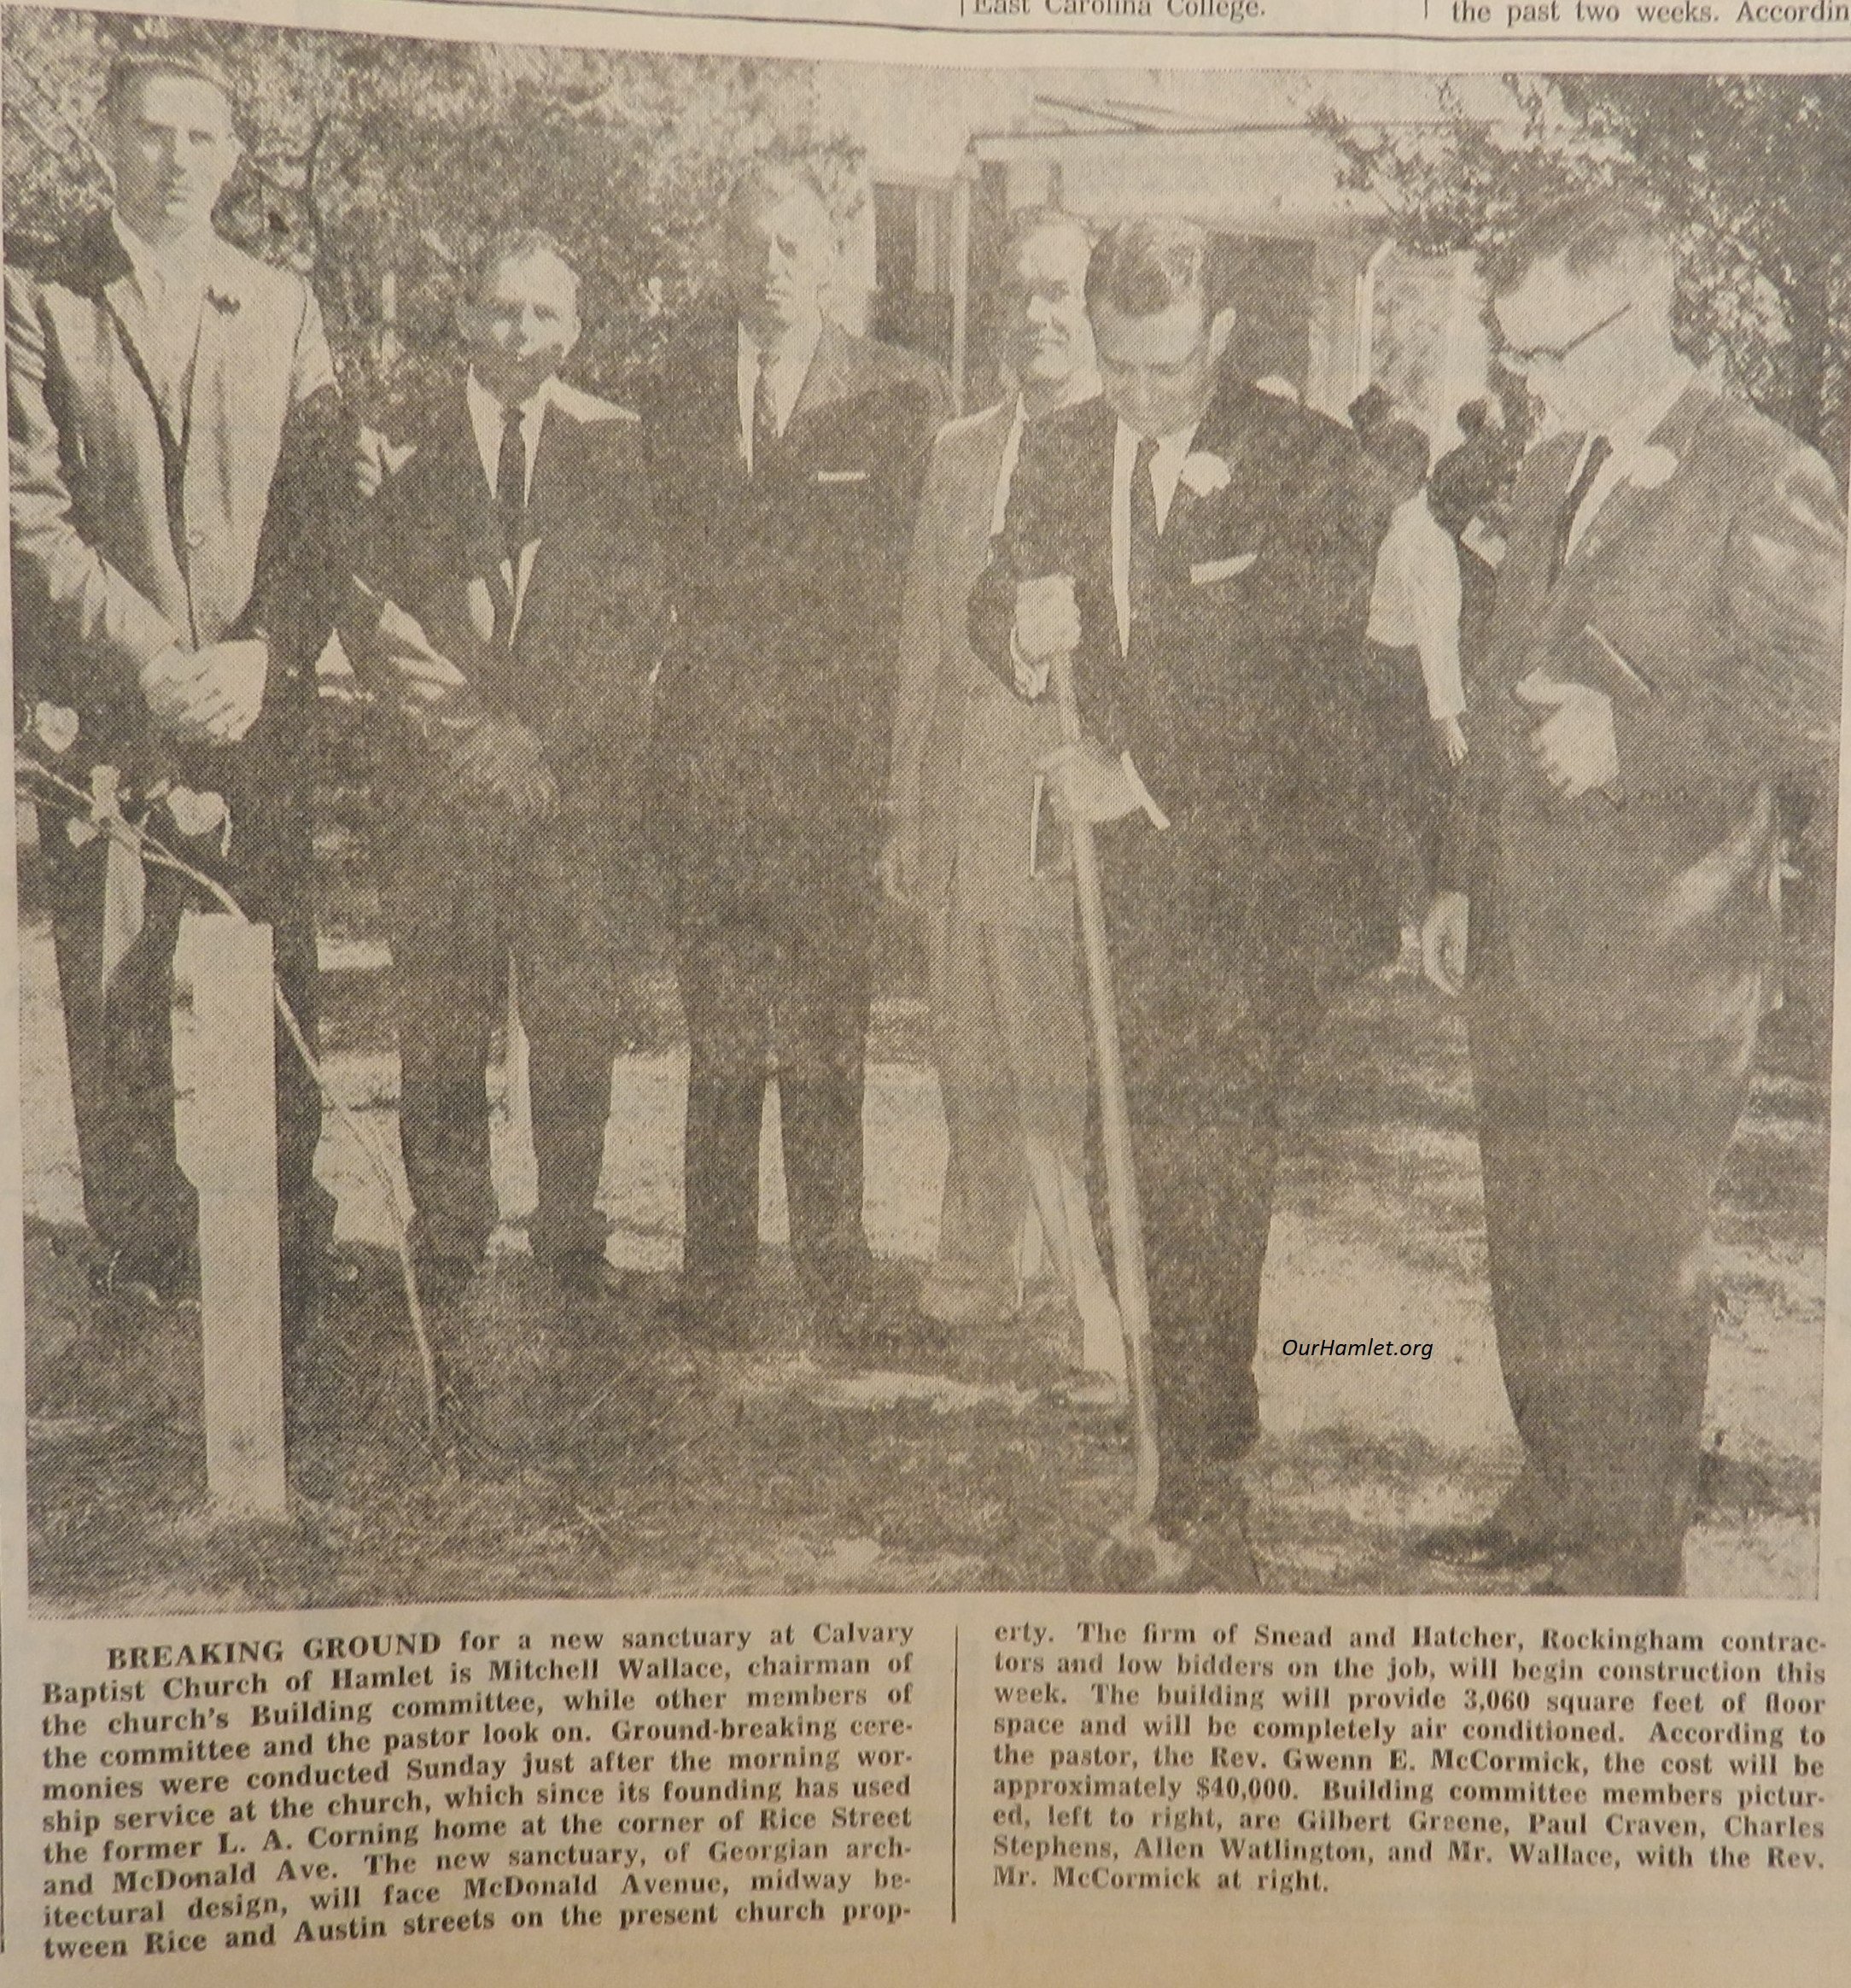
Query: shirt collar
111 209 213 297
740 315 823 382
466 367 554 433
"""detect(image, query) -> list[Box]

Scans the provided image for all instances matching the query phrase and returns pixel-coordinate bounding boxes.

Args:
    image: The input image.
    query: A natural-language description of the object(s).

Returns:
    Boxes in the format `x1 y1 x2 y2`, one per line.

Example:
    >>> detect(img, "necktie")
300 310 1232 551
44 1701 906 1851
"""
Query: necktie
1547 432 1612 587
1128 435 1162 647
751 349 780 476
495 401 528 553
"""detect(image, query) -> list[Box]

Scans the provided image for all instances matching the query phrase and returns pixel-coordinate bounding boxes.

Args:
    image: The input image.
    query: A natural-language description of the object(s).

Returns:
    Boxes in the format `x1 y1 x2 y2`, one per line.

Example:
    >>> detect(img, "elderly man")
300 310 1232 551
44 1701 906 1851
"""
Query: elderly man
9 45 349 1333
343 233 664 1309
1422 191 1844 1595
884 208 1118 1368
645 158 949 1342
972 218 1388 1565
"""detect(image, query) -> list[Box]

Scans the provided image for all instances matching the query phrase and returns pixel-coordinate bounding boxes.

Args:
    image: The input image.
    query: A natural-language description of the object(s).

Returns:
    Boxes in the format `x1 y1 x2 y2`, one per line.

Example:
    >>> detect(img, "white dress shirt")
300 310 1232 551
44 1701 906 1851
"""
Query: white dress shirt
1368 489 1465 722
1110 417 1199 658
1562 358 1695 561
738 318 822 472
111 211 210 411
464 368 552 504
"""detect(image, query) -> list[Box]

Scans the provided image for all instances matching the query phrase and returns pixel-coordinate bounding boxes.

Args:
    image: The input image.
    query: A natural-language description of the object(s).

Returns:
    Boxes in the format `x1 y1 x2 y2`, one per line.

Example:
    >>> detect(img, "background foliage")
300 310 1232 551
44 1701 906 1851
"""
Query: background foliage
1312 74 1851 465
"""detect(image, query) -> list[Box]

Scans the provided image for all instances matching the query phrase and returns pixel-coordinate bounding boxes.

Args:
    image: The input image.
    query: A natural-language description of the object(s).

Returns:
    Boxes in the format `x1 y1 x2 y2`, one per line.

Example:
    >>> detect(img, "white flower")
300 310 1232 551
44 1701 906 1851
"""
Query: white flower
32 702 79 754
1178 451 1232 498
1622 444 1679 490
165 786 229 841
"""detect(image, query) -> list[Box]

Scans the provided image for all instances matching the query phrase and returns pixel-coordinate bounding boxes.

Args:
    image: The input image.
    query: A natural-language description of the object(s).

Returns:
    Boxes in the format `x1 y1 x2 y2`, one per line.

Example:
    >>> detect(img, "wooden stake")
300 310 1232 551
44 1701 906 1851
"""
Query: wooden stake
183 912 288 1517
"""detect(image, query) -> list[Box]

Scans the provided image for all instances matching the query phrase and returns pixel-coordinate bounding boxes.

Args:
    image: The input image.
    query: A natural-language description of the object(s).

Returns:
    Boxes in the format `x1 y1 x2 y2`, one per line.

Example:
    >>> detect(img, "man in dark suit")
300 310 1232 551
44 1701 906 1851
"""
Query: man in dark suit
1422 193 1843 1597
972 217 1389 1558
645 158 949 1338
8 46 349 1325
343 233 664 1306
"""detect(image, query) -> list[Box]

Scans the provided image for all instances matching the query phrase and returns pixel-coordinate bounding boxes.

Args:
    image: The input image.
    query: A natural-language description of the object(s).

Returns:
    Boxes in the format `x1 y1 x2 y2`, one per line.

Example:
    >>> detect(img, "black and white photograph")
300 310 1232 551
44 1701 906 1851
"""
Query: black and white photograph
8 4 1844 1612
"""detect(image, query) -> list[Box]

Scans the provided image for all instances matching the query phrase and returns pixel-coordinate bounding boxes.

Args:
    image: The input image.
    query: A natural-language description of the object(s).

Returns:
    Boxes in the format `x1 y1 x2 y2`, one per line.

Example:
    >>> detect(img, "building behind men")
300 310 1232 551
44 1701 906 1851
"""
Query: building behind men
645 156 949 1342
1422 191 1844 1595
7 45 349 1345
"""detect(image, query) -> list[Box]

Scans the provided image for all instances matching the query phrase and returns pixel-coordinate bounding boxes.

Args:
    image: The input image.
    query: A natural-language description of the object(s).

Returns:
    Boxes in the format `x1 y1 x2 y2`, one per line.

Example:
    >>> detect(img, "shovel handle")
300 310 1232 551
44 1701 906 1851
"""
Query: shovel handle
1048 646 1160 1529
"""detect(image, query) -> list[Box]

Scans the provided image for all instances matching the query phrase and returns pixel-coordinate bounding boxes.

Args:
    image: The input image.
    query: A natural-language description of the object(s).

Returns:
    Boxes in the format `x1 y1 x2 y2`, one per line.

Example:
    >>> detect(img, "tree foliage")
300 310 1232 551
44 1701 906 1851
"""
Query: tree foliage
0 8 857 412
1311 75 1851 464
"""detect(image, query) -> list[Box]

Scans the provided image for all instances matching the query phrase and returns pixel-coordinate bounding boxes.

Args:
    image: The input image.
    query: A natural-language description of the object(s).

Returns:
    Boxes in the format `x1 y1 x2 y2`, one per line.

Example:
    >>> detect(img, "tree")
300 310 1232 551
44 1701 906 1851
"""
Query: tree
1311 75 1851 464
0 9 856 410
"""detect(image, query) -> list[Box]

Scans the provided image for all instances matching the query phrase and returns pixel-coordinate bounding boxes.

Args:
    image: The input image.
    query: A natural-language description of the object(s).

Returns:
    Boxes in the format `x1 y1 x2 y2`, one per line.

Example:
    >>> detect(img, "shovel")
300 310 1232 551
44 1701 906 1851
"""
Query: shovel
1046 644 1192 1592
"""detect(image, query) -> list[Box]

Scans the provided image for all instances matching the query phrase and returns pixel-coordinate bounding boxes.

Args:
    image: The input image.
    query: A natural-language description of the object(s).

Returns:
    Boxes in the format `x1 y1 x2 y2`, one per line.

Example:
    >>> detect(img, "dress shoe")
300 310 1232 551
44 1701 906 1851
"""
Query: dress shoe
551 1251 639 1306
89 1242 199 1315
657 1273 750 1340
1414 1521 1552 1572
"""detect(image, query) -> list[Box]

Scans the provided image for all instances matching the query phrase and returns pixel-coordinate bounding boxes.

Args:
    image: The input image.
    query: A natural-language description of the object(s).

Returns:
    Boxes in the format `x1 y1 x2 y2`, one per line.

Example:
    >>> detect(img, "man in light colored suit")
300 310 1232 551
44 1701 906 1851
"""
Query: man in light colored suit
884 209 1118 1369
9 47 348 1326
1422 191 1844 1595
343 235 664 1311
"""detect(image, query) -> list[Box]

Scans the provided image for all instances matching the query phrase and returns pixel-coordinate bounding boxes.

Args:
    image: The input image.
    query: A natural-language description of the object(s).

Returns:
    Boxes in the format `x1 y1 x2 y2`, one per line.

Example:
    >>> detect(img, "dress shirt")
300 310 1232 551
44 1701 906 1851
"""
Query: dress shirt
111 211 209 412
1368 489 1466 721
737 318 823 473
465 369 552 505
1111 417 1199 658
1562 358 1696 562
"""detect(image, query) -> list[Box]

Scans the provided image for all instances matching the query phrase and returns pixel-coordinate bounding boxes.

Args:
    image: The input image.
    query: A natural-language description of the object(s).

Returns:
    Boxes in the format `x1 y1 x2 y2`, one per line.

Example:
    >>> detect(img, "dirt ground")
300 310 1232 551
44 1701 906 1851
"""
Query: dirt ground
20 903 1826 1613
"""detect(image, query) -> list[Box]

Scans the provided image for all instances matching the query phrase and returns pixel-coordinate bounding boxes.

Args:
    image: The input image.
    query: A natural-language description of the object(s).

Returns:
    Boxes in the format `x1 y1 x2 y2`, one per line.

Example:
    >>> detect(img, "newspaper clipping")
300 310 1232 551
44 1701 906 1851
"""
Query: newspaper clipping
2 0 1847 1981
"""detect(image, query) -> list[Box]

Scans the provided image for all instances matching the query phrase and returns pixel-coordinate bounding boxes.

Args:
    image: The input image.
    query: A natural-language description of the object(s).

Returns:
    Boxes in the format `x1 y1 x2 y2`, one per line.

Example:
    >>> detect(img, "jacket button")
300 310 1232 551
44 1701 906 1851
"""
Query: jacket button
185 528 207 549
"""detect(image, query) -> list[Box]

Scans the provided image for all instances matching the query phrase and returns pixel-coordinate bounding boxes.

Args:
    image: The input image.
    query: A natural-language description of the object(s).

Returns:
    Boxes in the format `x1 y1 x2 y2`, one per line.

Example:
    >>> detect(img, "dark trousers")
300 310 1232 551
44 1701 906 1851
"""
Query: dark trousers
1468 966 1758 1595
672 877 874 1306
44 746 330 1305
1102 833 1323 1514
1365 640 1449 924
384 806 620 1266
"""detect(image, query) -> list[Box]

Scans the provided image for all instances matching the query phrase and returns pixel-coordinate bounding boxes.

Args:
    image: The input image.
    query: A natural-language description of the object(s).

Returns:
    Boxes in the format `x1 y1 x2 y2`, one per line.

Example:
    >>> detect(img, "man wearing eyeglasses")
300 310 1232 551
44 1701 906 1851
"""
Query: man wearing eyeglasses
971 216 1390 1576
1421 190 1844 1596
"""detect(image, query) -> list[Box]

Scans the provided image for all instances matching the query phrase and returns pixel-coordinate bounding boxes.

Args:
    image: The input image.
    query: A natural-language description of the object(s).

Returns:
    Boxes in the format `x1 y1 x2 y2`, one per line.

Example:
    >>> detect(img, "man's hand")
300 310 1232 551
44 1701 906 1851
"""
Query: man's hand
452 714 558 822
140 639 269 746
1012 574 1081 698
879 827 920 907
1434 714 1469 768
1038 740 1143 827
1515 669 1616 800
1422 890 1470 998
354 424 416 500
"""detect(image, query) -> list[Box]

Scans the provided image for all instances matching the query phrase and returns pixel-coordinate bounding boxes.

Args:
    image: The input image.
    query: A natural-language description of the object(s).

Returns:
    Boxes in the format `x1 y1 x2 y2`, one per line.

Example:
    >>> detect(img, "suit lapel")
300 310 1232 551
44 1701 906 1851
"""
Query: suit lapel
786 319 854 436
1557 380 1715 582
182 237 247 465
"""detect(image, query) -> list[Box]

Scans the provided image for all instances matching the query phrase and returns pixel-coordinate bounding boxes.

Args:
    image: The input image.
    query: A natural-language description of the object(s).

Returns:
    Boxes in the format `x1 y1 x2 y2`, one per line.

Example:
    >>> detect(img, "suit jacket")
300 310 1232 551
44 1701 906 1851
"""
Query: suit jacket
887 398 1073 930
645 316 950 909
7 216 347 793
970 379 1391 974
1440 377 1844 1041
345 376 666 828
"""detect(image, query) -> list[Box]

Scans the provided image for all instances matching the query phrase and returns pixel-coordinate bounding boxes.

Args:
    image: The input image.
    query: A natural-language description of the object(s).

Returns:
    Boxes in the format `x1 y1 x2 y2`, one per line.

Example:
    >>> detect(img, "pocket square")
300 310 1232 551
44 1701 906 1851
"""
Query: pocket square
1189 553 1258 585
814 468 871 484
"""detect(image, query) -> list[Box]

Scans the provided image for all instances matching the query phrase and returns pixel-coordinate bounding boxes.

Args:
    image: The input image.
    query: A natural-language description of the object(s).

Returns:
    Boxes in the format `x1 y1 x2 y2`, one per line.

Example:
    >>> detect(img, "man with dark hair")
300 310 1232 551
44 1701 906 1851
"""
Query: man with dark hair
972 214 1389 1565
884 208 1118 1369
645 156 949 1343
9 44 350 1340
342 232 664 1310
1422 190 1843 1594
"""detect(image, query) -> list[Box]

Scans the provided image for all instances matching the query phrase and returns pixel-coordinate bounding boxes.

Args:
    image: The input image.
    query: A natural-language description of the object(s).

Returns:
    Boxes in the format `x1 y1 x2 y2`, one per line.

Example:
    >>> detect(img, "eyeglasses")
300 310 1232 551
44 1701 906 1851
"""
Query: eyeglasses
1498 300 1633 373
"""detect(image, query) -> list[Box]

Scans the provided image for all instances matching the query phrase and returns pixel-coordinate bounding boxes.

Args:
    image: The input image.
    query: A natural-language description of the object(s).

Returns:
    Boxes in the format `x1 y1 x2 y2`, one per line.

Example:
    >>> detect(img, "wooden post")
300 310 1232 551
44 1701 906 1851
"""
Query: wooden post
183 912 288 1517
